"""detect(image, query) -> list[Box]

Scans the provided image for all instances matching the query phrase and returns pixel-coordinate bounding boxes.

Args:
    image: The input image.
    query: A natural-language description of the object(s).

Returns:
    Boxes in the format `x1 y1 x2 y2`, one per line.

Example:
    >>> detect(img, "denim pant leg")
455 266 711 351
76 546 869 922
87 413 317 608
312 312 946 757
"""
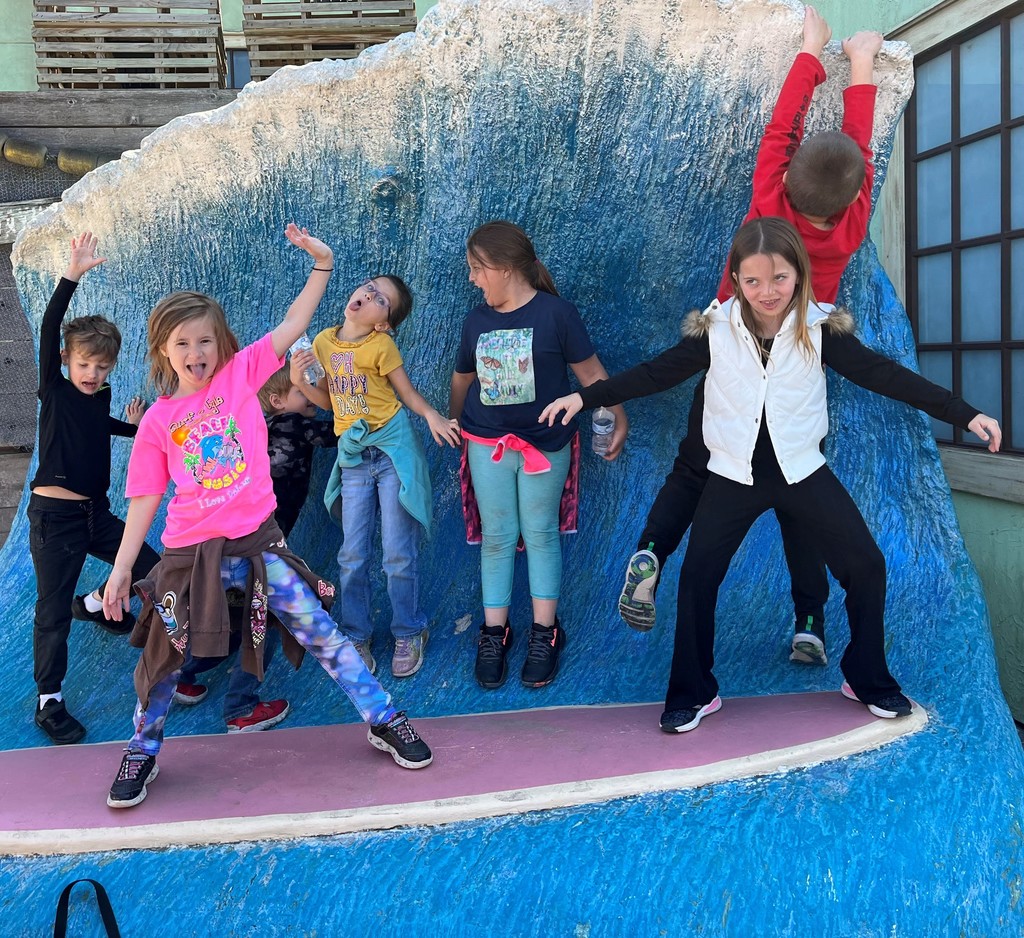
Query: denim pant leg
516 443 570 601
375 450 427 638
222 627 278 720
263 552 395 724
467 440 521 608
337 450 377 643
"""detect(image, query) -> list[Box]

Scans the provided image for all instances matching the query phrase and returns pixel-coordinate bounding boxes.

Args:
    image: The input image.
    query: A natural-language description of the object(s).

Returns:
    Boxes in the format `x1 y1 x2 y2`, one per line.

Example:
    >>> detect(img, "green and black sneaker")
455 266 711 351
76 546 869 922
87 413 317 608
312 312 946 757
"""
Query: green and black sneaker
790 614 827 665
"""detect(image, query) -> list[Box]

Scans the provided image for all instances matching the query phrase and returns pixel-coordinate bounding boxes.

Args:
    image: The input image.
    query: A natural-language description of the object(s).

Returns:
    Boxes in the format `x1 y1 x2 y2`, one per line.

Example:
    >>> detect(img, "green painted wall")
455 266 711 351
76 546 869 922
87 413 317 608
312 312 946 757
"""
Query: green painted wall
0 0 39 91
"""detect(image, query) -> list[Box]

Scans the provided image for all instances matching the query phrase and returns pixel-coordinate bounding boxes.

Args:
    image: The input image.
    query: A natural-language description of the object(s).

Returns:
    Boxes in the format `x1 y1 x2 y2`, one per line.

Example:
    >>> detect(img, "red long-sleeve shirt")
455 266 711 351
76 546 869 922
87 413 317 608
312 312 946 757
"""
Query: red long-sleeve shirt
716 52 876 305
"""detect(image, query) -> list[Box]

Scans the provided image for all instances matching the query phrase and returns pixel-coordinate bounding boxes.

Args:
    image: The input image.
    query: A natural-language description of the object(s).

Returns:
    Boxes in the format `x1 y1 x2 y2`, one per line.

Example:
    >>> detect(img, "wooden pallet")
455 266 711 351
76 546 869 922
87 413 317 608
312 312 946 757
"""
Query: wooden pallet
32 1 226 90
242 0 416 81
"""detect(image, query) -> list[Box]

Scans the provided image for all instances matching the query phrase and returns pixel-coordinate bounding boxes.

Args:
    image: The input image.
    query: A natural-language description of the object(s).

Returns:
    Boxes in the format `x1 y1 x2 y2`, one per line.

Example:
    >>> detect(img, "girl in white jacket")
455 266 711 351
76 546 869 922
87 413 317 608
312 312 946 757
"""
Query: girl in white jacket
540 216 1001 733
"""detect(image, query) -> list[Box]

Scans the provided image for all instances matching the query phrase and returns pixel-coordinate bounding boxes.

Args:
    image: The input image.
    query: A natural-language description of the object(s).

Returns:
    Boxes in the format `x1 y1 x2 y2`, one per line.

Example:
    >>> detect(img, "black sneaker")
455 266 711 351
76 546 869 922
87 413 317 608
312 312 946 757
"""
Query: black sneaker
368 711 433 769
790 614 827 665
34 699 86 745
841 682 912 719
107 749 159 808
475 623 512 689
660 696 723 733
618 549 659 631
521 621 566 688
72 593 135 636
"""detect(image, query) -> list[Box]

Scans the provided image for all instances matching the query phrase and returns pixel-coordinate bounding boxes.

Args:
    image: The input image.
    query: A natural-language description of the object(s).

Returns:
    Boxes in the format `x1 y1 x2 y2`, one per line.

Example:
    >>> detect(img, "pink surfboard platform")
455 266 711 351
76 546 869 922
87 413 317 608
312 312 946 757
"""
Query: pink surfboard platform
0 692 925 856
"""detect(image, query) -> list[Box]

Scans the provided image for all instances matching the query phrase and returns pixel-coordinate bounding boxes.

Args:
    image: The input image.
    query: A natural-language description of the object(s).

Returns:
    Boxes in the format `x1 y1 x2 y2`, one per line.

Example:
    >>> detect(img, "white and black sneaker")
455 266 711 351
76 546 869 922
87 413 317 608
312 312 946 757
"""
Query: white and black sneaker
840 682 912 719
790 614 827 665
618 548 660 632
660 696 723 733
368 711 433 769
107 749 159 808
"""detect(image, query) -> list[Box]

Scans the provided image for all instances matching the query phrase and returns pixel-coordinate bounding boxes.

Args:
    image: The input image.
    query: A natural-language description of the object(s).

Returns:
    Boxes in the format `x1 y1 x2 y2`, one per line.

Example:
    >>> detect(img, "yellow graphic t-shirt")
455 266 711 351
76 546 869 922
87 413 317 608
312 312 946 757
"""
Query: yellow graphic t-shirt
312 328 403 434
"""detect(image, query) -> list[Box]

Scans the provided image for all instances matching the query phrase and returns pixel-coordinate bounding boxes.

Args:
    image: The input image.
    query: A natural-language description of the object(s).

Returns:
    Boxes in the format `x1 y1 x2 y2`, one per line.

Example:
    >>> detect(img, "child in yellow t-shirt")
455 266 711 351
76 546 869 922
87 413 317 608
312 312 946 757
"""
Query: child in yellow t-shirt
292 276 459 679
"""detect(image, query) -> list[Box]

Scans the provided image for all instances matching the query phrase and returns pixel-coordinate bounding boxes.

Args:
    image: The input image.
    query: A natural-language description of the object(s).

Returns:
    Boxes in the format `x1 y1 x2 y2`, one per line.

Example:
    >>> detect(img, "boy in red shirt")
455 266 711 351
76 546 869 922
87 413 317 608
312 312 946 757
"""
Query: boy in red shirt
619 7 884 668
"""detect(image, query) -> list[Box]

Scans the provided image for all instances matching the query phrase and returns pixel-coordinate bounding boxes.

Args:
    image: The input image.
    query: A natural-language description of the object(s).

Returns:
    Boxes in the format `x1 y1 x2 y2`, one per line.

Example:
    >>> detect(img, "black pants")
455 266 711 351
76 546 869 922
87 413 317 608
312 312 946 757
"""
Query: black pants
29 493 161 695
638 384 829 621
664 465 903 711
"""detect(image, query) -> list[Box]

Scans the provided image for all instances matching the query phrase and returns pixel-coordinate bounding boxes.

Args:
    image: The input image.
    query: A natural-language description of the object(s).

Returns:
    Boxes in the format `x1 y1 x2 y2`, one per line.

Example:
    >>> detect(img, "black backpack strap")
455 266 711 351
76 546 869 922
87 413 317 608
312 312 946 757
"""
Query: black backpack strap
53 879 121 938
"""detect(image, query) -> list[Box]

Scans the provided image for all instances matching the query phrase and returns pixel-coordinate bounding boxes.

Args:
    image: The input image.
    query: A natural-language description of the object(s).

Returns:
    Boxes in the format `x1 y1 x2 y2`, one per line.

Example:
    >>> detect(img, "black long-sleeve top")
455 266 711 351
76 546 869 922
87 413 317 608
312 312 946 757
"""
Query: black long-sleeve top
30 277 137 499
579 329 980 432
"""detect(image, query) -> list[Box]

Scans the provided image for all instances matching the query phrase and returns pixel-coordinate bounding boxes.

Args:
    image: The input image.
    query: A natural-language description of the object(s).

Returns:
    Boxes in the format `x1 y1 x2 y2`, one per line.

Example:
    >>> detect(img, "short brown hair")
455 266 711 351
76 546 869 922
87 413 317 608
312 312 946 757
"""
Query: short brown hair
62 315 121 362
147 291 239 396
258 364 294 413
785 132 866 219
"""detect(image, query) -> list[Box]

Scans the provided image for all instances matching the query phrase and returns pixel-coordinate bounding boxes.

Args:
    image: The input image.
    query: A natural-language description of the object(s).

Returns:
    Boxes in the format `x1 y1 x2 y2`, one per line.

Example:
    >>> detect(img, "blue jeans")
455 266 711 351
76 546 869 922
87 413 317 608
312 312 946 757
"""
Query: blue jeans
467 439 571 607
338 447 426 643
127 553 396 755
180 626 279 722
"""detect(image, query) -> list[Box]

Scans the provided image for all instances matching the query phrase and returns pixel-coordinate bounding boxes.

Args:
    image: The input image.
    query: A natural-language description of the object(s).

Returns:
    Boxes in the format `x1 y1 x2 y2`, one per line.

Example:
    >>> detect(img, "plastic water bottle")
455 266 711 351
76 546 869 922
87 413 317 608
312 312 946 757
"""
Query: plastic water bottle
289 334 326 385
592 406 615 455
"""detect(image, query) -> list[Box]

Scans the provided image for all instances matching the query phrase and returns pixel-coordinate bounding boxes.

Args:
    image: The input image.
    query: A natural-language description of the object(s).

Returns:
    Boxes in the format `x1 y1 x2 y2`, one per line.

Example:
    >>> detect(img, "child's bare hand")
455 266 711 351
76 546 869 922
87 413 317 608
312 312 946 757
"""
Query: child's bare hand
426 410 461 447
842 30 883 63
289 348 319 385
102 567 132 621
601 410 629 461
124 396 147 425
285 223 334 267
64 232 107 282
801 6 832 57
538 393 583 427
968 414 1002 453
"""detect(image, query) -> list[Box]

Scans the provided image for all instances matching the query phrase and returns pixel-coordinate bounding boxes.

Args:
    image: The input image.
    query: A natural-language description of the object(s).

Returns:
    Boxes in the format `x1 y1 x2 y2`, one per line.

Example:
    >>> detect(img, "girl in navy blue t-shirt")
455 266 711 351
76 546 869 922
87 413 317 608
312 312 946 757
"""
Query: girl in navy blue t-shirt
450 220 627 690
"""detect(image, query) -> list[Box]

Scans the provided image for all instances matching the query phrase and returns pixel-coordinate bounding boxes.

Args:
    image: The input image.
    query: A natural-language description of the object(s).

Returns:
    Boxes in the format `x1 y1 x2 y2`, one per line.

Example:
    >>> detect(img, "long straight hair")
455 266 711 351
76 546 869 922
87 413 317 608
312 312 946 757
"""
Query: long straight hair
727 216 817 361
466 220 559 296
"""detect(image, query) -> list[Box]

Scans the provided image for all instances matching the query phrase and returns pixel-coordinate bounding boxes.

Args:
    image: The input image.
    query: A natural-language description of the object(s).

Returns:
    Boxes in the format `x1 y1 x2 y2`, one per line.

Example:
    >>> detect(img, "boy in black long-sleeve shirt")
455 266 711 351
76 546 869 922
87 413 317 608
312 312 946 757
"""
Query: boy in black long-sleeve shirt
30 232 160 745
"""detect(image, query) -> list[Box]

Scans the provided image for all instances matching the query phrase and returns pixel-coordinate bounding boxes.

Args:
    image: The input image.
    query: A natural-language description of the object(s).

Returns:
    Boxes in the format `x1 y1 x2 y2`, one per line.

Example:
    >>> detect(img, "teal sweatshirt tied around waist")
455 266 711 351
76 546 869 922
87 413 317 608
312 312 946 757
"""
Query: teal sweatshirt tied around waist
324 407 433 537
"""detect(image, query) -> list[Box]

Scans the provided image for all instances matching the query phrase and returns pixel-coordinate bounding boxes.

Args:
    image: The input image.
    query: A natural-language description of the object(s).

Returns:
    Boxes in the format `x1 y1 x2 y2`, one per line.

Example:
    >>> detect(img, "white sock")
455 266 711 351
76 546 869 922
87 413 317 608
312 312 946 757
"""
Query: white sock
39 692 62 709
84 591 104 614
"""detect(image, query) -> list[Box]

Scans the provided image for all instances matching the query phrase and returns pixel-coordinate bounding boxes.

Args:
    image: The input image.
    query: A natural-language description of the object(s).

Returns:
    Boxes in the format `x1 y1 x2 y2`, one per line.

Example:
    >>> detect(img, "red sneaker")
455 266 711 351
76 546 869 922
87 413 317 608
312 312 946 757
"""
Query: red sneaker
226 699 290 733
173 682 208 705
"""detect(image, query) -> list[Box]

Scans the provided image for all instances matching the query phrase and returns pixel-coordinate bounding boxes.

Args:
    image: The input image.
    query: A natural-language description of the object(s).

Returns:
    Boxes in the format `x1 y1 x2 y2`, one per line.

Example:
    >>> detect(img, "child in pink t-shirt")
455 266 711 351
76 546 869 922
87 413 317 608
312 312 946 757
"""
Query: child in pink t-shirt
101 225 432 809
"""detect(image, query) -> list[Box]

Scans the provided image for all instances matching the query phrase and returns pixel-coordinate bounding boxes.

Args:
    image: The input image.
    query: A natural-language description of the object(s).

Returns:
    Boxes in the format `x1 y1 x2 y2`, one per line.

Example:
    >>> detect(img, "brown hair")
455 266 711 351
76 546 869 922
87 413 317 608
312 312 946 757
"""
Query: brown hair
146 291 239 395
466 220 559 296
257 364 294 413
785 132 866 219
375 274 414 336
727 216 817 360
62 315 122 362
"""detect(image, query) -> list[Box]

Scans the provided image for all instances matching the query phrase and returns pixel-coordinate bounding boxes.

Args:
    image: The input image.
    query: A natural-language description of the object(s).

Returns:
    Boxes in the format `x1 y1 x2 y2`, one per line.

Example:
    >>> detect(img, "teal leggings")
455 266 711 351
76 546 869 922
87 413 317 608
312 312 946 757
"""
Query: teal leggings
467 439 571 607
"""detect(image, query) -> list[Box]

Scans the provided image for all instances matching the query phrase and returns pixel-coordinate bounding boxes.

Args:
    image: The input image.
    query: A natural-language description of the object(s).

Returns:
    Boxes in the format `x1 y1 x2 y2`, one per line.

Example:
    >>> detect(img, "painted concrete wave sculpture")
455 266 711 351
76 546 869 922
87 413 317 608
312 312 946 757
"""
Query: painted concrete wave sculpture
4 0 1022 933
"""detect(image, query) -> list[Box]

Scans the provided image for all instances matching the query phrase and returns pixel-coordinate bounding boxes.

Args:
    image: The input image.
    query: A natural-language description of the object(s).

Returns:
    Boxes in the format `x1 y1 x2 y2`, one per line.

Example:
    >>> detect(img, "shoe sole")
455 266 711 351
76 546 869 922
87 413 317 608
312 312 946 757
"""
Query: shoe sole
107 762 159 809
840 683 911 719
660 696 723 733
521 632 566 688
367 730 434 770
476 661 508 690
36 722 86 746
173 690 208 706
618 556 658 632
790 633 828 666
227 703 291 733
392 631 429 679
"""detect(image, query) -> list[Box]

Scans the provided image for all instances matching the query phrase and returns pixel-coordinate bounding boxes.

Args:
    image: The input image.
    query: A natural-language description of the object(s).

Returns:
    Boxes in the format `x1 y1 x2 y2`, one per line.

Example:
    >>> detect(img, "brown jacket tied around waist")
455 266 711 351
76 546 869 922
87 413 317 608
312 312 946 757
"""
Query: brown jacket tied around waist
129 516 337 708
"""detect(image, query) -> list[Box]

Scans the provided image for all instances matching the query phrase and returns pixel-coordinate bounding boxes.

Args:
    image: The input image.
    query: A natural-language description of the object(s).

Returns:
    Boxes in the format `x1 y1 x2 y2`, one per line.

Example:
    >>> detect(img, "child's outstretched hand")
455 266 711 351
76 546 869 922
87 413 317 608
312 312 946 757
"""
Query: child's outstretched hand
284 222 334 267
538 393 584 427
800 5 832 58
968 414 1002 453
64 231 107 282
425 410 462 447
125 396 147 425
842 30 884 63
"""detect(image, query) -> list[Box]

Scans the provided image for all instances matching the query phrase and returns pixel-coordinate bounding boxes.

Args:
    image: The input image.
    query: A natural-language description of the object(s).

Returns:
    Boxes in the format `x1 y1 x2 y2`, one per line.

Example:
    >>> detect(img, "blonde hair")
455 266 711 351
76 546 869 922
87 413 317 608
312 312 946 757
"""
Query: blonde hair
727 217 817 361
258 364 294 413
147 291 239 395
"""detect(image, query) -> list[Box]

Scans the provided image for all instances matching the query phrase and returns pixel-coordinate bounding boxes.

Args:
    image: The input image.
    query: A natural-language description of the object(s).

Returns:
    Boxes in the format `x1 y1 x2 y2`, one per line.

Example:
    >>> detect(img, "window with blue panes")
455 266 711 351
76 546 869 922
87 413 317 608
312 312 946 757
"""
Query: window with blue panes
906 2 1024 453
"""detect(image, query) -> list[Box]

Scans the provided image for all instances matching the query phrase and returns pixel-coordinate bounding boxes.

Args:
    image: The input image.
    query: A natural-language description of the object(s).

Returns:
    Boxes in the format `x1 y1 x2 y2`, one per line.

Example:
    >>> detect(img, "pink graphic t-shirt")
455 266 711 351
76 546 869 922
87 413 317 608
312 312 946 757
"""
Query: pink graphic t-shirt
126 333 284 548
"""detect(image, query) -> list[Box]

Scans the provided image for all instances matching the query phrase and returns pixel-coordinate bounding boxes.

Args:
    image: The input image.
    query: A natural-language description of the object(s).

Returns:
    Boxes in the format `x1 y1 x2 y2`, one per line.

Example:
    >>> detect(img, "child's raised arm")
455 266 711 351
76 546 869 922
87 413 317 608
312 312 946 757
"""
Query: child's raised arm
270 223 334 359
65 231 107 283
800 5 832 59
842 30 883 87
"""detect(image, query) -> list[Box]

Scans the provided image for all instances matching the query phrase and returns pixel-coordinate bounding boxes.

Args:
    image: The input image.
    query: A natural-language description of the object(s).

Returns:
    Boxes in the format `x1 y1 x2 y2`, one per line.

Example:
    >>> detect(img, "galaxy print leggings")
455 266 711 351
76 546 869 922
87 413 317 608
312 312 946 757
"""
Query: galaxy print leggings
127 553 396 755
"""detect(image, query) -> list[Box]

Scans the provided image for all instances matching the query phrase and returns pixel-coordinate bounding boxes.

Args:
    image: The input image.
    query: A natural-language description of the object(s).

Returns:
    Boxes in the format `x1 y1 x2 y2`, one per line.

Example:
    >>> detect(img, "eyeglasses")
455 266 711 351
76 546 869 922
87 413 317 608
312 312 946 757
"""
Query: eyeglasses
359 280 391 312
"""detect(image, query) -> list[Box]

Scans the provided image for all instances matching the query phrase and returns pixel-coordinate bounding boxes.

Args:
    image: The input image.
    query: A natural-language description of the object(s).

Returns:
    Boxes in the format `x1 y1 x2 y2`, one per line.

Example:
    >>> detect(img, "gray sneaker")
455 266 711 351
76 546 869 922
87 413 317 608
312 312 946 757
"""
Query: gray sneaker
352 639 377 675
392 630 428 678
618 549 660 631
